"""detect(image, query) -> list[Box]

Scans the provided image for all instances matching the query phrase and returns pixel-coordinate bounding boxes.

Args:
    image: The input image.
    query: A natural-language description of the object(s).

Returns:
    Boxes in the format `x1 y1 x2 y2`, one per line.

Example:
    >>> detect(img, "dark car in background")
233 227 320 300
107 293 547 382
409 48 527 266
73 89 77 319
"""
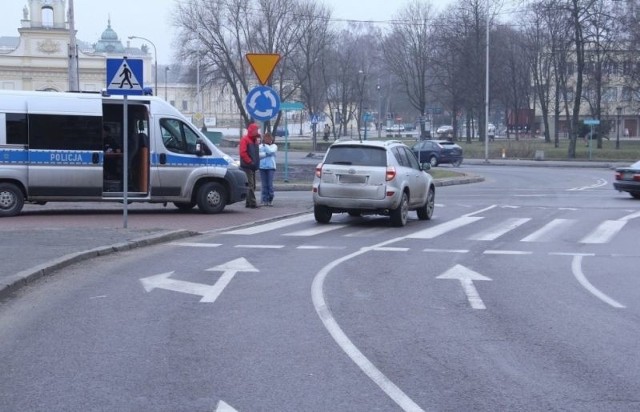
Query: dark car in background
412 139 463 167
613 160 640 199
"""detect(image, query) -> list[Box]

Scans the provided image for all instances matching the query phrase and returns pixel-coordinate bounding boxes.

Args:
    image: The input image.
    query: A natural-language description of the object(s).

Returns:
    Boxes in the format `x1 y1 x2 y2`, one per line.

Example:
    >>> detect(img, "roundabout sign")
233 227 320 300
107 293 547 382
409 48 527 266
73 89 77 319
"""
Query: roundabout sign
245 85 281 121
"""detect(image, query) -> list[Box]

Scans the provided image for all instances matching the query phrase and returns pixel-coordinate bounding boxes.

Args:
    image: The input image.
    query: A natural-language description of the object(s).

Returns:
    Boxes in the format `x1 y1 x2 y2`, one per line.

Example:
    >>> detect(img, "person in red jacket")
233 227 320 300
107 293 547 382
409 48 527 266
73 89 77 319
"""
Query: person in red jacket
239 122 261 208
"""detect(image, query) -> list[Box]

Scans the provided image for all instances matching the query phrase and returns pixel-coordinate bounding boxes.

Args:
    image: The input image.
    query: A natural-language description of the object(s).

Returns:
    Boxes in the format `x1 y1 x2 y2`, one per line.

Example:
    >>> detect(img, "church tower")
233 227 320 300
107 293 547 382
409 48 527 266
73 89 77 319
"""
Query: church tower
25 0 68 30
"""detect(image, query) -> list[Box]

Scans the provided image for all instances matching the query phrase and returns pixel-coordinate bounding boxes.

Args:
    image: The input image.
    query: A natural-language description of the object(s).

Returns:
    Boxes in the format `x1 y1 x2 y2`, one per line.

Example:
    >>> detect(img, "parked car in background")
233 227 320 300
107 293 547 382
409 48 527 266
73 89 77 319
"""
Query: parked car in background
412 139 463 167
385 124 405 133
436 125 453 135
613 160 640 199
274 127 288 137
312 140 435 227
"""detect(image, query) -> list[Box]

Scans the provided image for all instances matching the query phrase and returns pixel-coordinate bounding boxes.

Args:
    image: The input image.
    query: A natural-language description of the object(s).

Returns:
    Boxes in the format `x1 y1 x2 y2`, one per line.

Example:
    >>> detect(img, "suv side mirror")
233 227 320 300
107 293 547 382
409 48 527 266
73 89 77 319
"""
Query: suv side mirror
421 163 431 171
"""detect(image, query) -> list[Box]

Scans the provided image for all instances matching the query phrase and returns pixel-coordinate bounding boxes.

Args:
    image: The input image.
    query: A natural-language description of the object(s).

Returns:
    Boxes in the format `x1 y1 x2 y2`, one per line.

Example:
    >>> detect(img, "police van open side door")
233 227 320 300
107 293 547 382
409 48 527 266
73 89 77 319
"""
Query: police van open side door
27 94 104 199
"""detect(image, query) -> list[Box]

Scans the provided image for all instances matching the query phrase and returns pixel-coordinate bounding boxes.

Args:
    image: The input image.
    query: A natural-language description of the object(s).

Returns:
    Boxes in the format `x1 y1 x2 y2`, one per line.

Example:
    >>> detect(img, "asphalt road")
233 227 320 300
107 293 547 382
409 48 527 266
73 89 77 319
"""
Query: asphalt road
2 165 639 411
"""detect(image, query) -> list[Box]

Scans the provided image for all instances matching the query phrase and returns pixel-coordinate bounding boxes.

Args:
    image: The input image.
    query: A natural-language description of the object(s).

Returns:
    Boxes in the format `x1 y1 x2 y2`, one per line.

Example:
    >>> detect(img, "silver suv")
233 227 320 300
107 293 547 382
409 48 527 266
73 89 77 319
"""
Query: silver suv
312 140 435 227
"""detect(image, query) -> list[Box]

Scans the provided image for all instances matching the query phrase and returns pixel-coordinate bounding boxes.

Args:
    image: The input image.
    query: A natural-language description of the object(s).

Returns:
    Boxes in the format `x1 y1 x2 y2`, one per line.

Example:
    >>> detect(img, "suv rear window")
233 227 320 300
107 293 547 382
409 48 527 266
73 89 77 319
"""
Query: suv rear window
324 146 387 166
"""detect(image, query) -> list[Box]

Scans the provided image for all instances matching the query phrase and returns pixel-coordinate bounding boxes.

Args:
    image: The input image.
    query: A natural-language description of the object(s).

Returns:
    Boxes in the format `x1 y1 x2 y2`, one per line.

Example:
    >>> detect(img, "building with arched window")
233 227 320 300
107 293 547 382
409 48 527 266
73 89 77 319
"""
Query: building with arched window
0 0 151 93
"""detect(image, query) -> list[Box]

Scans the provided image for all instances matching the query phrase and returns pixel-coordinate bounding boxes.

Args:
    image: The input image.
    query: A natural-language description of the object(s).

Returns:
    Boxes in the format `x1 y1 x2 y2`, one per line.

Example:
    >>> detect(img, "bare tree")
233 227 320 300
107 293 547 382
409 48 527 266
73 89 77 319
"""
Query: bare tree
174 0 305 129
286 1 334 148
381 0 435 139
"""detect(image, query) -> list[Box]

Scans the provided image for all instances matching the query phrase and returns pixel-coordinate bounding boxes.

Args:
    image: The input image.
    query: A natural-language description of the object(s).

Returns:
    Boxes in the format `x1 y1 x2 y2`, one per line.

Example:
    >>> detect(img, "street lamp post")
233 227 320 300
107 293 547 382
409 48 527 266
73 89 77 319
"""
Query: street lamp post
128 35 157 96
377 82 382 139
616 106 622 150
358 70 367 141
164 66 170 101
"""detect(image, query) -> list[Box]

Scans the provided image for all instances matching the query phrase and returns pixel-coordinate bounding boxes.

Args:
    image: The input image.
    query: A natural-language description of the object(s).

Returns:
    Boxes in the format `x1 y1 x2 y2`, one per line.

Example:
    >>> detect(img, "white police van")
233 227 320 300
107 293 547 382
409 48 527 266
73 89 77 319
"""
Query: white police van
0 90 247 217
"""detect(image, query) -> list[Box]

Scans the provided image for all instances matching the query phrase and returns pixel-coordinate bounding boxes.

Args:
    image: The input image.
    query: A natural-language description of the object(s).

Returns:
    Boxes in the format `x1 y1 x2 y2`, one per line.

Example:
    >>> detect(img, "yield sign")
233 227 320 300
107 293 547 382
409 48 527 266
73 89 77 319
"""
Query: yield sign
246 53 281 85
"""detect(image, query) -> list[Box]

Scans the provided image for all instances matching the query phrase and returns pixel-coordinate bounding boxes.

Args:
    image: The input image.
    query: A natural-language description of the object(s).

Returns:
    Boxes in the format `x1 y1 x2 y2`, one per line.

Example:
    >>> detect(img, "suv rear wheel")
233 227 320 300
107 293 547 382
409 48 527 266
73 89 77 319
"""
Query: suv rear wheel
314 205 332 223
417 187 435 220
390 192 409 227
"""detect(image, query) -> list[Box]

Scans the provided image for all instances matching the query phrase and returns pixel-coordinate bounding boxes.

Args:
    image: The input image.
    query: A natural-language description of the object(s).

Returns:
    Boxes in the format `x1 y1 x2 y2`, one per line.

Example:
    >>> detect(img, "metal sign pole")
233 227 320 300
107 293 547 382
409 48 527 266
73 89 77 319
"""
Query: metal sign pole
123 96 129 228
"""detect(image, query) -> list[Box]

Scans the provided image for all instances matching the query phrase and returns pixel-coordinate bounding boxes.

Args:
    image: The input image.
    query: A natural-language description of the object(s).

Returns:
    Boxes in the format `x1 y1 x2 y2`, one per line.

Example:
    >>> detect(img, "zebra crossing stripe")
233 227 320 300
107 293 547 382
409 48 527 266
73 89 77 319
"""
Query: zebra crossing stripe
520 219 575 242
405 216 483 239
580 220 627 244
469 217 531 241
222 214 313 235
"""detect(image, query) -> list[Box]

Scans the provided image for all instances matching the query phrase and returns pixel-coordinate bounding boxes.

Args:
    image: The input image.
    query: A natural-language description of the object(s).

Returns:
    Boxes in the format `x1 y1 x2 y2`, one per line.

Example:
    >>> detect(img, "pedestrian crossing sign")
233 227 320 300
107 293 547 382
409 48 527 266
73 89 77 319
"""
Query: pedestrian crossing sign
106 58 144 96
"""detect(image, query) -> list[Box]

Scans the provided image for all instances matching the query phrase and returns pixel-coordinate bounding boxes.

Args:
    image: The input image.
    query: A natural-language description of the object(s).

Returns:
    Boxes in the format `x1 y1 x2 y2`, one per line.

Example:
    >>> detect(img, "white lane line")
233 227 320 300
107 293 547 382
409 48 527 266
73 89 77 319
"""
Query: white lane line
297 245 347 250
620 210 640 222
549 252 595 257
284 224 347 237
520 219 575 242
406 216 483 239
222 214 313 235
371 247 410 252
234 244 285 249
580 220 627 244
571 255 625 308
423 248 469 253
170 242 222 248
568 178 608 191
311 235 426 412
345 227 390 237
483 250 532 255
469 217 531 241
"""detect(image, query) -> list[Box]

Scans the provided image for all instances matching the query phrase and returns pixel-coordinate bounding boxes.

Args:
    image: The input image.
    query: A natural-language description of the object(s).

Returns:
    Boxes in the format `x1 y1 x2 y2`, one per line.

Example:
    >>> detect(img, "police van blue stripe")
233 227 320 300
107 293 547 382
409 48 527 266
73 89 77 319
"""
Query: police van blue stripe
0 149 29 164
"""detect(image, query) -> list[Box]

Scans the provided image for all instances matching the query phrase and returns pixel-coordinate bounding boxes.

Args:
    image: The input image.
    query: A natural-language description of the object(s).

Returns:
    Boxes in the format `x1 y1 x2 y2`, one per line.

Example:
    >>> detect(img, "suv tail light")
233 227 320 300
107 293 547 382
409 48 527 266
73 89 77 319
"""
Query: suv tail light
386 166 396 181
315 163 323 178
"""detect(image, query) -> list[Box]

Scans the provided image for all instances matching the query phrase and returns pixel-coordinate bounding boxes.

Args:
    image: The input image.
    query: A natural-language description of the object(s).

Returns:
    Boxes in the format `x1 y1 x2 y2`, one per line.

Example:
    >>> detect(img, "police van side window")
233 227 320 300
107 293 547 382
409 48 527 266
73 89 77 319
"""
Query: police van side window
6 113 28 145
160 119 202 155
29 114 102 150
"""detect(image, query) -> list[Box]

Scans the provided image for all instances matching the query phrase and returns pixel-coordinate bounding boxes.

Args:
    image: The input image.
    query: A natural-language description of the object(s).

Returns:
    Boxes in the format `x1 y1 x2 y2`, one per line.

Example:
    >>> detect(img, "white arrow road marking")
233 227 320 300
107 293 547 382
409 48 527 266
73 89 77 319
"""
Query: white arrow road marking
437 264 492 310
140 258 258 303
215 400 238 411
204 257 259 303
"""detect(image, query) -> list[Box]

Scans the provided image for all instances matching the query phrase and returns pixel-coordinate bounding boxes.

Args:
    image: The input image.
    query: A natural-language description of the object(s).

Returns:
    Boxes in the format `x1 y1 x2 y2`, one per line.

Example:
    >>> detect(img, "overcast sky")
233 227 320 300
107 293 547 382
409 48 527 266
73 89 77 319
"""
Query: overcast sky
0 0 451 65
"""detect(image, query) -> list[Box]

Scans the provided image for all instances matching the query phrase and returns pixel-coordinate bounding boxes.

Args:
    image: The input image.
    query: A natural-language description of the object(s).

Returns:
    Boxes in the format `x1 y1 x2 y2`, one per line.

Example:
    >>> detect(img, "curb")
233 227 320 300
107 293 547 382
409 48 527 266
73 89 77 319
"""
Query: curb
0 229 197 300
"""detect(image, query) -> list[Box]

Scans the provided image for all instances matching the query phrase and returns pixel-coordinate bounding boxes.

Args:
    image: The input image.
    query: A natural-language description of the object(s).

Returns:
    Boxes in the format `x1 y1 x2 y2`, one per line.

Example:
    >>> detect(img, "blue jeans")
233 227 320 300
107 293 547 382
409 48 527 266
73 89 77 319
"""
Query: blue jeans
259 168 275 203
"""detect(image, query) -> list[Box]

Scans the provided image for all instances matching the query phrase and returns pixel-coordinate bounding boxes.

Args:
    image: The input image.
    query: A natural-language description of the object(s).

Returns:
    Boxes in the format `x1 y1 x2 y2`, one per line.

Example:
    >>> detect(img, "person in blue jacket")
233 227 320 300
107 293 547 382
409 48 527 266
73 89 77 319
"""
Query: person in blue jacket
259 131 278 206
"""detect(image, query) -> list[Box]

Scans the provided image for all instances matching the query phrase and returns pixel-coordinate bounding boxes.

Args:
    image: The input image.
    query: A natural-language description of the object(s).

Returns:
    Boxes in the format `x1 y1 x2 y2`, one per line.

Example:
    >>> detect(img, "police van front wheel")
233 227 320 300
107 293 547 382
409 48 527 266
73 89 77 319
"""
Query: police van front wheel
0 183 24 217
197 182 227 214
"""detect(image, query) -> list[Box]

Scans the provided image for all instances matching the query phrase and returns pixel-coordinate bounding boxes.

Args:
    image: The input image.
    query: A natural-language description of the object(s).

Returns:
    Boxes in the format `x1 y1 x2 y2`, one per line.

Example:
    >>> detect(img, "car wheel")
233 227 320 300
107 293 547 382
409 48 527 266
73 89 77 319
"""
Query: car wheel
0 182 24 217
417 186 435 220
174 201 196 211
631 192 640 199
429 156 438 167
196 182 227 214
390 191 409 227
451 158 462 167
314 205 332 223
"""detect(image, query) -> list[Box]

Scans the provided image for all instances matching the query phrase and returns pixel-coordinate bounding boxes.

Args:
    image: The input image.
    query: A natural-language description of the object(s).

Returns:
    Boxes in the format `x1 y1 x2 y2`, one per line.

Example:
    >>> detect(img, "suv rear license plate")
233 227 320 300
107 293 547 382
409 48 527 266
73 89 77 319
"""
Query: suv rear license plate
339 174 367 184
